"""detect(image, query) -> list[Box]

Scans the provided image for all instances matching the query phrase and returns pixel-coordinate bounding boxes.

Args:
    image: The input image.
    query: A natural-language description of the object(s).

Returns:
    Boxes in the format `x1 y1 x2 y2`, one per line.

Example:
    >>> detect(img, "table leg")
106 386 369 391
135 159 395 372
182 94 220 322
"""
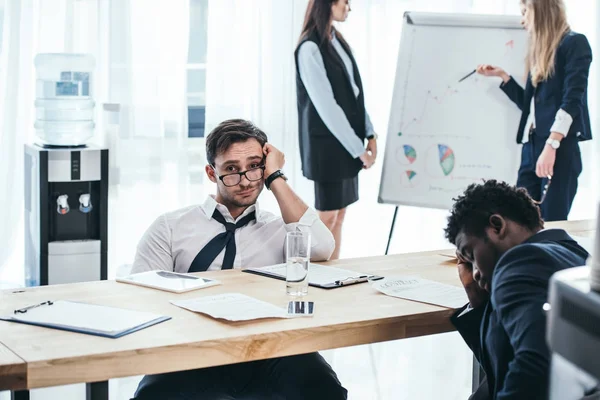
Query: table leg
10 390 30 400
86 381 109 400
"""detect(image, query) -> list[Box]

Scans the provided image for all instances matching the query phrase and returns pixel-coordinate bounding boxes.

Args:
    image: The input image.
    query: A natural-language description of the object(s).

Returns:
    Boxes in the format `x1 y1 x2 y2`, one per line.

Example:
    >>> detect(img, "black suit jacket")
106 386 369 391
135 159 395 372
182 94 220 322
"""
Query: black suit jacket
500 31 593 144
452 229 588 400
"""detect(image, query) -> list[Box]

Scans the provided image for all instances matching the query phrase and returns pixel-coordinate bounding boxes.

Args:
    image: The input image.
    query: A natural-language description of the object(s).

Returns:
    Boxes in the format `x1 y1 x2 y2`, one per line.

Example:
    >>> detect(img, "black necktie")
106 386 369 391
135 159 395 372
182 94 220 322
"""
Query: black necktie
188 209 256 272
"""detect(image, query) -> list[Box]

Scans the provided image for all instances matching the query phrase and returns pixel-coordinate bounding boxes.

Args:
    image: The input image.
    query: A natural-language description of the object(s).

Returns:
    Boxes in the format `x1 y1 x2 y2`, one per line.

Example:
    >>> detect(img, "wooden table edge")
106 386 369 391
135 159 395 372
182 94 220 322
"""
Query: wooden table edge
0 339 27 391
23 308 456 389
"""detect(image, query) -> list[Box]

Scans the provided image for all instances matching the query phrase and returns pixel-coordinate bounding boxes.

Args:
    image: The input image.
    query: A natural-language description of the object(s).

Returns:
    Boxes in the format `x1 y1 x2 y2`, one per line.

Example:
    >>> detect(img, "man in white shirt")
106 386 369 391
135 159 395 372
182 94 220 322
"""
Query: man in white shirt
131 119 347 399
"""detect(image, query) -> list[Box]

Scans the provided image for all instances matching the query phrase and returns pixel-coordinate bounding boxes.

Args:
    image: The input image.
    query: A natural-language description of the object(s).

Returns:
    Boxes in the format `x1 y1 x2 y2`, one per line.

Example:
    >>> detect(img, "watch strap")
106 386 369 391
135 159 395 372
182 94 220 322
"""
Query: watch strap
265 170 286 190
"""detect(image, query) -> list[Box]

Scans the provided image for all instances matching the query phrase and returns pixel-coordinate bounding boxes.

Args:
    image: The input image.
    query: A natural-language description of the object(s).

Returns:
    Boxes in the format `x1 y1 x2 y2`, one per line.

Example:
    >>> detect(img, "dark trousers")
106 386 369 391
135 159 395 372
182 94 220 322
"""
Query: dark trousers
132 352 348 400
516 132 582 222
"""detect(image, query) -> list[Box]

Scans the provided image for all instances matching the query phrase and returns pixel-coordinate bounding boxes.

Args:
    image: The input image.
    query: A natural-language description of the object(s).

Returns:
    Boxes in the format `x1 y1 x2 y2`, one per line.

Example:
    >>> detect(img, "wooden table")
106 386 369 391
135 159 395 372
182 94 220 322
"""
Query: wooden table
0 343 25 392
0 219 594 399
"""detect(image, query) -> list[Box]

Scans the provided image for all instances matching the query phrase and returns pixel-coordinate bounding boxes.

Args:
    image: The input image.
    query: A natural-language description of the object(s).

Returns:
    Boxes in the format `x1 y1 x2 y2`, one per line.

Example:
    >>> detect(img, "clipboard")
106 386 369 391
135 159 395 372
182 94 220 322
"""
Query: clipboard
243 263 384 289
0 300 171 338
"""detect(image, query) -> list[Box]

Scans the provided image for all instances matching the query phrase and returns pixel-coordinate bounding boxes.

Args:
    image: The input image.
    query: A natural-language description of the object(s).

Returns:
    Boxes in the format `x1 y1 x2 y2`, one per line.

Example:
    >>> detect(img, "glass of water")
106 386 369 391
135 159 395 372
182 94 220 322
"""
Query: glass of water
286 231 311 296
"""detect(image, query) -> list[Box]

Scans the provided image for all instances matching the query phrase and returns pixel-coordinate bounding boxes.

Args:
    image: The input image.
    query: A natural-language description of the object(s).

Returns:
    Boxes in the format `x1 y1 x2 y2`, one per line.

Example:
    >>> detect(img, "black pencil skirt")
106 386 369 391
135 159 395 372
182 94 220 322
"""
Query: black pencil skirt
314 175 359 211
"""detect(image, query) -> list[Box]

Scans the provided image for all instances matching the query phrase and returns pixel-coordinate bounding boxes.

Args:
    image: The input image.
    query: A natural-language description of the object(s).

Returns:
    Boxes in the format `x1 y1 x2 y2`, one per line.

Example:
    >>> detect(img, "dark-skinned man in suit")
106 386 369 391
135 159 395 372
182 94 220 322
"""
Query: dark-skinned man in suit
445 180 589 400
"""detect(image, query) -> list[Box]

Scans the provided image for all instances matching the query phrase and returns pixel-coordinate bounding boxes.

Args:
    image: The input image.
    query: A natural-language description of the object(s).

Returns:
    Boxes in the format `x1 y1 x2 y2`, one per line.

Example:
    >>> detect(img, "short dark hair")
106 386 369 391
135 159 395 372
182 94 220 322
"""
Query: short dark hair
205 119 268 166
444 180 544 245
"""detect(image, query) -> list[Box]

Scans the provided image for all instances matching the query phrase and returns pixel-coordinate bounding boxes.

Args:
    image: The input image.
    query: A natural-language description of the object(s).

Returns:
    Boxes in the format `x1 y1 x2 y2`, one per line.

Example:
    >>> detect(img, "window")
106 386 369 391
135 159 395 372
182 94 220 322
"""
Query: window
187 0 208 138
0 0 5 57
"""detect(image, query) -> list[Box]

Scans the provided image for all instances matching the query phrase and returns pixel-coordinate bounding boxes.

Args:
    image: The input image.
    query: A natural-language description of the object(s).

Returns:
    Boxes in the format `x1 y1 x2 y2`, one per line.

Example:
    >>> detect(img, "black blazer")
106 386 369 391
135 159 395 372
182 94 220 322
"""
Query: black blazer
452 229 588 400
501 31 593 144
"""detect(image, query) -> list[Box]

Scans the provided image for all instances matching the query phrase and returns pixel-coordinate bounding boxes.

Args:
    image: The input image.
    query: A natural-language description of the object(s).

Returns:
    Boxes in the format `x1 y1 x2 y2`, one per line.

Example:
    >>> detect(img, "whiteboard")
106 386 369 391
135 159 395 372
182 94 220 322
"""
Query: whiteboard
378 12 527 210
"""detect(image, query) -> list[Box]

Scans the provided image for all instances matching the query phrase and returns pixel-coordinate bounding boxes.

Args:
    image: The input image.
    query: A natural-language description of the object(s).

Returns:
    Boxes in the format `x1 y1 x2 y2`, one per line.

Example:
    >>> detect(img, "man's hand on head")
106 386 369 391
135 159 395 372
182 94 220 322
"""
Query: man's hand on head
457 259 489 309
263 143 285 177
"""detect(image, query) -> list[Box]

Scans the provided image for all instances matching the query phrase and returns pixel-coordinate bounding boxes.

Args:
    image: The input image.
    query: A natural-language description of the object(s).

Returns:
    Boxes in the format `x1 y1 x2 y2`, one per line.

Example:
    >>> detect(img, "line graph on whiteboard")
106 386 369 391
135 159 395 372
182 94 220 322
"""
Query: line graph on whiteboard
397 38 516 135
388 29 522 195
379 16 527 209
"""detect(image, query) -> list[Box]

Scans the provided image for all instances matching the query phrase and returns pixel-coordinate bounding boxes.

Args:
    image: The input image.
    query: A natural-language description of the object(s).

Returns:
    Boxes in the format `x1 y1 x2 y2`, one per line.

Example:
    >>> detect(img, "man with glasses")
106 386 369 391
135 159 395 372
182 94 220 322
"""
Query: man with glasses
131 119 347 399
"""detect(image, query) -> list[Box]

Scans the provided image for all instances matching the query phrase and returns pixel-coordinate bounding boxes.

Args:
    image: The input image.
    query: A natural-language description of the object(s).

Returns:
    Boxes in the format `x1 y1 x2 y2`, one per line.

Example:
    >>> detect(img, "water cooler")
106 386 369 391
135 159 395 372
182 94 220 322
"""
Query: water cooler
24 53 109 286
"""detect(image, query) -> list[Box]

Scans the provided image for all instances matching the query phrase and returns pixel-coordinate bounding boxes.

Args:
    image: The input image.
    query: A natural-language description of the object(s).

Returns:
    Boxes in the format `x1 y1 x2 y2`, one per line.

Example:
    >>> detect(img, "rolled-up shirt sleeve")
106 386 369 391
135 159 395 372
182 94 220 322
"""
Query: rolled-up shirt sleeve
297 41 365 159
131 215 174 273
550 109 573 137
284 207 335 261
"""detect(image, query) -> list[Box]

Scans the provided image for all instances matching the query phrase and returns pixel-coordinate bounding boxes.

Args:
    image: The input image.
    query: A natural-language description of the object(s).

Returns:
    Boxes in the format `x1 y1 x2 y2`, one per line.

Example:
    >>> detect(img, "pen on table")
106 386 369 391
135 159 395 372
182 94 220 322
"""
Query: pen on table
335 276 369 286
14 300 54 314
458 69 476 83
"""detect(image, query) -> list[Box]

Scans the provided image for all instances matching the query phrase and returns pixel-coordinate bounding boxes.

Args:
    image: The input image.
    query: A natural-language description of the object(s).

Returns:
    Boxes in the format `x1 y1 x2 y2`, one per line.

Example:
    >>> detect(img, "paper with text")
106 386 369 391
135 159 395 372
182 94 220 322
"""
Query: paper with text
372 276 468 309
246 263 365 286
171 293 289 321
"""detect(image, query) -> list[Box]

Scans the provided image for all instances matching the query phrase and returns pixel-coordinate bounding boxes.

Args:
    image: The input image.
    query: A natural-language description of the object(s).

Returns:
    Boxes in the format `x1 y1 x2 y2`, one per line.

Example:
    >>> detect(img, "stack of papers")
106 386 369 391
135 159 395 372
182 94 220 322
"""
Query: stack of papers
372 276 468 309
172 293 291 321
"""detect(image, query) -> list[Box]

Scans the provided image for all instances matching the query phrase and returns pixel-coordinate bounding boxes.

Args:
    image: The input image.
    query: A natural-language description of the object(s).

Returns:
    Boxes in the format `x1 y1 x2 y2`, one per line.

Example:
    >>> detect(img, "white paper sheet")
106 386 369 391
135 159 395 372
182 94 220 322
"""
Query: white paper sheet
246 263 366 286
372 276 468 309
171 293 289 321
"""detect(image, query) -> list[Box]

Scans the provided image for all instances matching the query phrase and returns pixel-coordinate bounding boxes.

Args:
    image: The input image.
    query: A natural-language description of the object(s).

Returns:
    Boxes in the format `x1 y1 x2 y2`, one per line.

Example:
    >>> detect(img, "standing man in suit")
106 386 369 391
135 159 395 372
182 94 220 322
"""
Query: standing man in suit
445 180 588 400
131 119 347 399
476 0 593 221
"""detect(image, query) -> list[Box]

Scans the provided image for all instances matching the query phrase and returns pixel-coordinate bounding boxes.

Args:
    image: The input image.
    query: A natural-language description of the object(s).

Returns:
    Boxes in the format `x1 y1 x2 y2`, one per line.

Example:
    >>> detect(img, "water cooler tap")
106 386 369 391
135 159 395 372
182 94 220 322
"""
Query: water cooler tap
56 194 70 214
79 193 93 213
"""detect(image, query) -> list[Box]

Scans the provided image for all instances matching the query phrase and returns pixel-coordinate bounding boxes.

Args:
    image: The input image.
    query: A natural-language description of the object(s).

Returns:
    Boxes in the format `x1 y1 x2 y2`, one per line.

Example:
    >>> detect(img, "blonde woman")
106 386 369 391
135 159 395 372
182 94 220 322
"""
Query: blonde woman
477 0 592 221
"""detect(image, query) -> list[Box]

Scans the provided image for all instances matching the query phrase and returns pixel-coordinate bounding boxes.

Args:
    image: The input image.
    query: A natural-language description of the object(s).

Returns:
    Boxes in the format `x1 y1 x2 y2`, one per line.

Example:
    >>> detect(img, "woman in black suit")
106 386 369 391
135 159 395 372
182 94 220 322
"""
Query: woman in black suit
477 0 592 221
294 0 377 259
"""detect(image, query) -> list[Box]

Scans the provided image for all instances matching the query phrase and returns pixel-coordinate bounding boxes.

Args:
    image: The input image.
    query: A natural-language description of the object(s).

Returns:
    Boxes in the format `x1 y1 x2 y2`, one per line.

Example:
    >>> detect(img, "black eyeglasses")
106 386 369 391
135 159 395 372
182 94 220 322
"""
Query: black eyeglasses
532 176 552 205
212 165 265 187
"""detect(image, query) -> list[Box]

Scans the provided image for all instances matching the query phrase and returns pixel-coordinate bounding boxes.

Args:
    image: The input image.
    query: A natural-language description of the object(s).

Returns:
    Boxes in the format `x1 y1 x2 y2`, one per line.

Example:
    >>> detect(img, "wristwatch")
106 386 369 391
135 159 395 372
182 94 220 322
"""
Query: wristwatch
545 138 561 149
265 170 287 190
367 132 378 140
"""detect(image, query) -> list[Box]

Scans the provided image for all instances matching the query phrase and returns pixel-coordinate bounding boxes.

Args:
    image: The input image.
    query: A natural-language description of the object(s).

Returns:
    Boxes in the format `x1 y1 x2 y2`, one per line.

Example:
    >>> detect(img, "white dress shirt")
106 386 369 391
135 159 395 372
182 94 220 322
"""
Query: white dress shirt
522 98 573 143
297 31 375 159
131 196 335 274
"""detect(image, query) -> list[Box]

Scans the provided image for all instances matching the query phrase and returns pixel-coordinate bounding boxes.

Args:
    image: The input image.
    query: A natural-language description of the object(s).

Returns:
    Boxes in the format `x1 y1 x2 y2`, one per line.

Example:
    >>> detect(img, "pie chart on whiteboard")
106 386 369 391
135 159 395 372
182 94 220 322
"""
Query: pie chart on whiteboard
426 144 455 178
400 170 419 188
396 144 417 166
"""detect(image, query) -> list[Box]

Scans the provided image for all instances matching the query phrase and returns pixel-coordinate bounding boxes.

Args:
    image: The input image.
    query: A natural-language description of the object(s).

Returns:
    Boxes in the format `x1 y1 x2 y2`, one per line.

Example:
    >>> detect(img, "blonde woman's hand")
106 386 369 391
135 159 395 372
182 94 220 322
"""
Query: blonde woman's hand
476 64 510 83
